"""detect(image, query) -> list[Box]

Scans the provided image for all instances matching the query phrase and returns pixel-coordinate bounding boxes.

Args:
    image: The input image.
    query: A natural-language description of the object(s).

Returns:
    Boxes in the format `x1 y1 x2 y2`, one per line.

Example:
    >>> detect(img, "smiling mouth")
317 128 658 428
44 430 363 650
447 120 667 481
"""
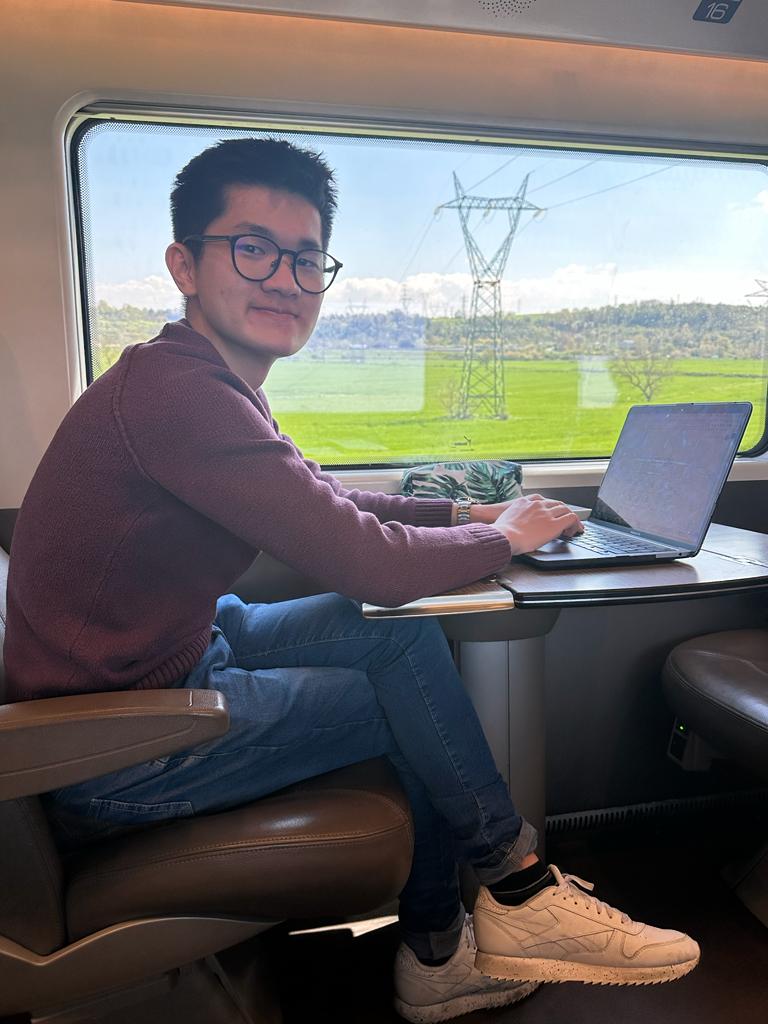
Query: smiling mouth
250 306 298 318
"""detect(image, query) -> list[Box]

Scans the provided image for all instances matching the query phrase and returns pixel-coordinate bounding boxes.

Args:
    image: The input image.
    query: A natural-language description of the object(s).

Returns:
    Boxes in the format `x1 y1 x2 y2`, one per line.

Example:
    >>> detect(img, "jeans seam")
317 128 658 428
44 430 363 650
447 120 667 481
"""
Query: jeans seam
238 633 467 780
236 627 429 662
233 602 247 652
159 716 391 763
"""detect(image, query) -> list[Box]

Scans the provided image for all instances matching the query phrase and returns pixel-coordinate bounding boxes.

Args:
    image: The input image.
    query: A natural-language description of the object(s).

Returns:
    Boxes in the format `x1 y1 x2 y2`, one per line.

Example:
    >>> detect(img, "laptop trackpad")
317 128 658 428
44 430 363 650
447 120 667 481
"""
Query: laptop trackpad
530 539 587 560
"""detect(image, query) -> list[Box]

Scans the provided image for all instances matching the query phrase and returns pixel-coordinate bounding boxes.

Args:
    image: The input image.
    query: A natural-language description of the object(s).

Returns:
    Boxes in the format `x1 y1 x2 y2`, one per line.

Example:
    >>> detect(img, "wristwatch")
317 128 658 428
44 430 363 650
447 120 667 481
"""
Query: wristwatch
455 498 474 525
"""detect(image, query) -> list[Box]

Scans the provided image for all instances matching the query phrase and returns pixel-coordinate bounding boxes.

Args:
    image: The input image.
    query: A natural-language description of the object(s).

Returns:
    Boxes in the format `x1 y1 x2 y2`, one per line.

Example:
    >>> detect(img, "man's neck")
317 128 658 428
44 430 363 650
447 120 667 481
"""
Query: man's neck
185 309 273 391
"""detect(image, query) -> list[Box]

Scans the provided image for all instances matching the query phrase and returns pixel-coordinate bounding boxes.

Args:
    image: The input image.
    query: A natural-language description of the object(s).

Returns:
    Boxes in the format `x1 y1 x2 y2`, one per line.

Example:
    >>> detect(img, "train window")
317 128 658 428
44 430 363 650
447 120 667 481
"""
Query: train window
71 117 768 467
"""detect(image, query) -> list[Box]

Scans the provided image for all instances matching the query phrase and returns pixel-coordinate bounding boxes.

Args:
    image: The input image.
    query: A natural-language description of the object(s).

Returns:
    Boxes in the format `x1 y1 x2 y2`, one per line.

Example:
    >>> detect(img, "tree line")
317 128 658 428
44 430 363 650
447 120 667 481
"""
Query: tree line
91 299 766 361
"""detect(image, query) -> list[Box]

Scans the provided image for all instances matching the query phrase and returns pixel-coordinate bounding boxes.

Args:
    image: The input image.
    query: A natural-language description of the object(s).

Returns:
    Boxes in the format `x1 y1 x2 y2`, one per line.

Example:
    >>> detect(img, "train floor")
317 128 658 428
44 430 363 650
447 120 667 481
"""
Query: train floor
275 814 768 1024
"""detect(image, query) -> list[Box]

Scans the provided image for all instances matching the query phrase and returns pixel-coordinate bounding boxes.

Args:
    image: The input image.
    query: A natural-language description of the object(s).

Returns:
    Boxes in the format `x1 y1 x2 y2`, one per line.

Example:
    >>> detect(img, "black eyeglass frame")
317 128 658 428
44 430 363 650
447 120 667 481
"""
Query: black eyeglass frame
182 233 343 294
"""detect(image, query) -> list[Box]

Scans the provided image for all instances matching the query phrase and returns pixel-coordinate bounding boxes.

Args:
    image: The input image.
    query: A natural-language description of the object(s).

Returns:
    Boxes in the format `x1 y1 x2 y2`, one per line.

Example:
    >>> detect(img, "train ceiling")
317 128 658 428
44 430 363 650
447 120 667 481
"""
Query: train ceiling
125 1 768 61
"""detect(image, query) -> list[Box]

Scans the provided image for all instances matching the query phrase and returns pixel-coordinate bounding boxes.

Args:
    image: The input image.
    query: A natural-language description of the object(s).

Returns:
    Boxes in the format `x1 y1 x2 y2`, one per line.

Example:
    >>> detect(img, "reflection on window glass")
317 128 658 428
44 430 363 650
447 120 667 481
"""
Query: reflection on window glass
74 120 768 465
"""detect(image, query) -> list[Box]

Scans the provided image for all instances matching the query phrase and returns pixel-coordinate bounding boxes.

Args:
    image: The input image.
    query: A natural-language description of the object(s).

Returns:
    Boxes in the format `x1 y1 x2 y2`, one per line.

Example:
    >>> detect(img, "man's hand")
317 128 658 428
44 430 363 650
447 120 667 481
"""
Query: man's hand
486 494 584 555
469 500 520 525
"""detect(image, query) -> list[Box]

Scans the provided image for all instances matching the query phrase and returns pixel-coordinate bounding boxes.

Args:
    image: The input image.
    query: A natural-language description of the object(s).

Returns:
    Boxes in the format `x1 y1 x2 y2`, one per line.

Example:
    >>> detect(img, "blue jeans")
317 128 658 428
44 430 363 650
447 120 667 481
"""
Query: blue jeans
47 593 537 959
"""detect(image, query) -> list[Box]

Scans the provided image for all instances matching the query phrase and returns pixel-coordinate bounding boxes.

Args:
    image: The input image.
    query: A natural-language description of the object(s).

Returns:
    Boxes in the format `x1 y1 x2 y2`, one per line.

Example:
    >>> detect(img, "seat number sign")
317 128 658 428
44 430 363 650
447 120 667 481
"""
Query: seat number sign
693 0 743 22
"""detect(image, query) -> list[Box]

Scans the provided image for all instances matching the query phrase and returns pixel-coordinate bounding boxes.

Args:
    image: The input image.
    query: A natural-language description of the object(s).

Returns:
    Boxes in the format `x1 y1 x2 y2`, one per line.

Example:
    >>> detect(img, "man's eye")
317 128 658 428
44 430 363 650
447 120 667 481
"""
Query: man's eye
297 255 322 270
239 244 267 256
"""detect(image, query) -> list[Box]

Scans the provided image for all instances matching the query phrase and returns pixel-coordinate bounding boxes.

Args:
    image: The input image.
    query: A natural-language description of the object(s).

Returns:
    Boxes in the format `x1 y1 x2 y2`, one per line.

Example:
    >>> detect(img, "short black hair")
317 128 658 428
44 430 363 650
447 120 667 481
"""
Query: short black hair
170 137 338 249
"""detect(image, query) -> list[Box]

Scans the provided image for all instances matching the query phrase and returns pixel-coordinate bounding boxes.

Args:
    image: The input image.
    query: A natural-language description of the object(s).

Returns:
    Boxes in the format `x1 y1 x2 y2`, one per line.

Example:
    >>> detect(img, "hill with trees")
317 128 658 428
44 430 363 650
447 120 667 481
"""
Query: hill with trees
89 299 766 363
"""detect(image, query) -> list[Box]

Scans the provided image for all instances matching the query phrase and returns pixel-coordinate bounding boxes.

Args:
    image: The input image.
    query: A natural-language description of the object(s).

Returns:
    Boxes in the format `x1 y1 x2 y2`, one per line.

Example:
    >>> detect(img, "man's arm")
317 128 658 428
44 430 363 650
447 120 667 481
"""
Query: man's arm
119 357 579 607
119 358 512 608
268 410 453 528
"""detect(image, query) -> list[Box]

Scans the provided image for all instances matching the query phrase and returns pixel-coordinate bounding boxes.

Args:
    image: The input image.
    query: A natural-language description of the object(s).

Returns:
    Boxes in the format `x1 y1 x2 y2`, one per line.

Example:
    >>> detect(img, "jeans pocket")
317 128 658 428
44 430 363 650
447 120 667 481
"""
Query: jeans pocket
88 796 195 827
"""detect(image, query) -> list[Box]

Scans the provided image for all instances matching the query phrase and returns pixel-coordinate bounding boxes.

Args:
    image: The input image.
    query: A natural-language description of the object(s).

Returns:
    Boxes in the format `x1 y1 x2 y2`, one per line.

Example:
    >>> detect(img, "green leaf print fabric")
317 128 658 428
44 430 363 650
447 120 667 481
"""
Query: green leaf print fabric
400 461 523 503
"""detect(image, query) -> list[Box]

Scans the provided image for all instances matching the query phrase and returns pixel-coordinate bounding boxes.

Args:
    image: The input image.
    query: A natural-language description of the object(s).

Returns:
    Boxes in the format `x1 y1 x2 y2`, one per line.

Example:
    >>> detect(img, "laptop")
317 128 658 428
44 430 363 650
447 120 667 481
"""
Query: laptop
520 402 752 569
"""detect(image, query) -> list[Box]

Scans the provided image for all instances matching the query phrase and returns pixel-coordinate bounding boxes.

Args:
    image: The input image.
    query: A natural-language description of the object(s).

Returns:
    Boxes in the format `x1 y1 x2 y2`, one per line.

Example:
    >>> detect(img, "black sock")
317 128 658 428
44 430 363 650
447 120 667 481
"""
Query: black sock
487 860 554 906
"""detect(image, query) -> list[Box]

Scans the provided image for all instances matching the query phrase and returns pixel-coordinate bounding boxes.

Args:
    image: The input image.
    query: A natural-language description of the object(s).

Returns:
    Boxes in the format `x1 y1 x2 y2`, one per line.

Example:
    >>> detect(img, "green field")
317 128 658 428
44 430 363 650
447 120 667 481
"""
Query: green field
264 354 768 466
90 301 768 466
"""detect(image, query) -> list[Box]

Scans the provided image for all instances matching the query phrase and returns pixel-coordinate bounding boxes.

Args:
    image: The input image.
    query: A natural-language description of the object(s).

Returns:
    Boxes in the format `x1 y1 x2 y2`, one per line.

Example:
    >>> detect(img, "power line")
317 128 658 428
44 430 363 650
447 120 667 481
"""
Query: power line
400 155 497 281
542 163 674 212
439 161 675 273
528 157 603 195
442 242 466 274
439 157 600 270
398 212 438 282
466 155 520 193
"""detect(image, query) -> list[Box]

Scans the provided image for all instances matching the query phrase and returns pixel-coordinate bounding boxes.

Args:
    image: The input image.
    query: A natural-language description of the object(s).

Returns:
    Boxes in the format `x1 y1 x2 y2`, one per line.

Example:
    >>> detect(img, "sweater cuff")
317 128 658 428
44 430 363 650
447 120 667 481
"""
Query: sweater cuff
463 523 514 572
411 498 454 527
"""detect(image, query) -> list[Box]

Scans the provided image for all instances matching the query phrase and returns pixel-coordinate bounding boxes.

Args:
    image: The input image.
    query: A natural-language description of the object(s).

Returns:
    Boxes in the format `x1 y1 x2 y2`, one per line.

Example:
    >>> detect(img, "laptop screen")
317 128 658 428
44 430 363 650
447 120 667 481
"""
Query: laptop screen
591 403 752 549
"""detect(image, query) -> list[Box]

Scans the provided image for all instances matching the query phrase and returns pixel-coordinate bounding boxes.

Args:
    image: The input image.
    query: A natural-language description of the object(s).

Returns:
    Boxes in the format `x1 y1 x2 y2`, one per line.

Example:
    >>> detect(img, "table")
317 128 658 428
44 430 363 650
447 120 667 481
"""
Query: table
363 522 768 849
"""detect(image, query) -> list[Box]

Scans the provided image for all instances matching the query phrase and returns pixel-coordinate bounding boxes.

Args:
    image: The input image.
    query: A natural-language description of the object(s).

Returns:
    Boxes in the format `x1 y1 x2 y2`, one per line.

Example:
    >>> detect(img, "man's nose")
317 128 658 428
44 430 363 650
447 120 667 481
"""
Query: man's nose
264 252 300 294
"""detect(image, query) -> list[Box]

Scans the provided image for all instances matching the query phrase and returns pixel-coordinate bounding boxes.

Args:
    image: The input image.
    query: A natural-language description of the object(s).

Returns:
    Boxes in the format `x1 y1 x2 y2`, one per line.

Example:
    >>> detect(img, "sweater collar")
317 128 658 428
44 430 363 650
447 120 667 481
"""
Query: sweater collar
159 318 269 408
160 318 230 370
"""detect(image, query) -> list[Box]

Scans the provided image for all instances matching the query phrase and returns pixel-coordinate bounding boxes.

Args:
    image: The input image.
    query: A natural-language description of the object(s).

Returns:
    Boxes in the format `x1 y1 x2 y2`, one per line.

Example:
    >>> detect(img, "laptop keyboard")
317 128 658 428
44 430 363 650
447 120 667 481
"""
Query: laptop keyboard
568 522 666 556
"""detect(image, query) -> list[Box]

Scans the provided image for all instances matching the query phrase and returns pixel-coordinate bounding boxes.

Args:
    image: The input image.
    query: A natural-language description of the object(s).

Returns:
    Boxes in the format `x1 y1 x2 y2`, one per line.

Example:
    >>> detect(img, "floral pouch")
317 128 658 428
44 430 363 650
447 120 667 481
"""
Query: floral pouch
400 460 523 503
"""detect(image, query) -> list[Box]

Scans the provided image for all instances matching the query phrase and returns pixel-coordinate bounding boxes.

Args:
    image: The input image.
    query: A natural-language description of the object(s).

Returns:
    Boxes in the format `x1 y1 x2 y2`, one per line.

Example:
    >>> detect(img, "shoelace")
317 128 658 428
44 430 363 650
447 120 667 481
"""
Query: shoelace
465 914 476 949
550 864 630 924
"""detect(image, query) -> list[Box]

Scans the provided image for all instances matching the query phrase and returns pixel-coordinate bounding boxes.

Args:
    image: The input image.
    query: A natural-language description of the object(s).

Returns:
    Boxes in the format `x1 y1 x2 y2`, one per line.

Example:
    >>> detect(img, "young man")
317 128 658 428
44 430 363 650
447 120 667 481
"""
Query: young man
4 138 699 1022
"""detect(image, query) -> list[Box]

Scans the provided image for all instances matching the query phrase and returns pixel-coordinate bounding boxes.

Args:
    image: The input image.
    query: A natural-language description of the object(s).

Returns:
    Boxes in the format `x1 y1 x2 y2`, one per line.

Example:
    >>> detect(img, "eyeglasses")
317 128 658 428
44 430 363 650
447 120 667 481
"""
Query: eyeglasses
182 233 343 294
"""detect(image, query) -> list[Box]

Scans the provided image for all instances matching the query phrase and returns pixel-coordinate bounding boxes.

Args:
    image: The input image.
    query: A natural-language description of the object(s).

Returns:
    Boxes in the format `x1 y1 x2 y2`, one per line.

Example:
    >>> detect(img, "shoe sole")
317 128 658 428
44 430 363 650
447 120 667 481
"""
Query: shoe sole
475 952 700 986
393 980 539 1023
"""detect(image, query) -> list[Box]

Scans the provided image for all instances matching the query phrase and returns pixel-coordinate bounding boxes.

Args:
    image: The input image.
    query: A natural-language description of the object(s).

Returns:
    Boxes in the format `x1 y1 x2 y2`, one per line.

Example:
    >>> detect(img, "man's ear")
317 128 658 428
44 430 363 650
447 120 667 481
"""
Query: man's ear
165 242 198 298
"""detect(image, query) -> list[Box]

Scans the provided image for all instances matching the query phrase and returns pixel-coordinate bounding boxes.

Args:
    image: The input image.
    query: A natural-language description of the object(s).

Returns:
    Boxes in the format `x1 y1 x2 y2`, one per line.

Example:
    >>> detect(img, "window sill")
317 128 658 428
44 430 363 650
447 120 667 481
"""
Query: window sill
332 454 768 494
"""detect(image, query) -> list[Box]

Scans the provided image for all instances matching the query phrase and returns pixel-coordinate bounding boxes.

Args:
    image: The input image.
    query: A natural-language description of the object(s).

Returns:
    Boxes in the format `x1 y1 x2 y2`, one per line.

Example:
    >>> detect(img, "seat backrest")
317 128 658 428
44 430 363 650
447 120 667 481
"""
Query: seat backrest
0 545 68 954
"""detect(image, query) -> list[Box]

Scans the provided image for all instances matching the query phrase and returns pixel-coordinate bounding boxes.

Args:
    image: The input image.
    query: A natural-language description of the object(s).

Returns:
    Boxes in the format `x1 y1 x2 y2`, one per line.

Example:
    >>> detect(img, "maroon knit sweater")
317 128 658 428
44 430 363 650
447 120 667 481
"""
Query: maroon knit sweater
4 321 512 701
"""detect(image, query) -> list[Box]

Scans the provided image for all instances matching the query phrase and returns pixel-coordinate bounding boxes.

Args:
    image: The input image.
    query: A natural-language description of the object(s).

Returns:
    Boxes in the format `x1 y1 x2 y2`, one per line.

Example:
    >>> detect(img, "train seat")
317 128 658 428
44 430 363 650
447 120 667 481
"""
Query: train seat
663 629 768 927
0 544 414 1022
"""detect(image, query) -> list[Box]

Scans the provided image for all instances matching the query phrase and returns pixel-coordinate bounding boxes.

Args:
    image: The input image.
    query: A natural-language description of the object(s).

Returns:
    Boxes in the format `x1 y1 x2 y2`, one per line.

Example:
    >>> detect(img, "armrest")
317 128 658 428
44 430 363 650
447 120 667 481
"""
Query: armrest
0 689 229 800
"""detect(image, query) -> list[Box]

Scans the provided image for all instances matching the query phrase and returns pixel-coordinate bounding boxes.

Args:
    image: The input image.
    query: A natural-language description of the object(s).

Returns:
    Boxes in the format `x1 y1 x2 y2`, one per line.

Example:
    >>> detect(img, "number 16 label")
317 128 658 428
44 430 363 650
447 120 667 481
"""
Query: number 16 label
693 0 743 23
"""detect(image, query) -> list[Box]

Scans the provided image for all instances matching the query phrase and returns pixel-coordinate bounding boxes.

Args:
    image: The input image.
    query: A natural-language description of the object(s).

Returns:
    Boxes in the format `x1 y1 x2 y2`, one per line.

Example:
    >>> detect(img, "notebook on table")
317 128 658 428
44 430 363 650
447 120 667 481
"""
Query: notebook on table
520 402 752 570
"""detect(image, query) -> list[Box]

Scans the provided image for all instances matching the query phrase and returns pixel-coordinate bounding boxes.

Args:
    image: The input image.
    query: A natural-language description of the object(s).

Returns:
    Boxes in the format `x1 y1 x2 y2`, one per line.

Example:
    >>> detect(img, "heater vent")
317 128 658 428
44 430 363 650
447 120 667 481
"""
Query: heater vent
546 788 768 834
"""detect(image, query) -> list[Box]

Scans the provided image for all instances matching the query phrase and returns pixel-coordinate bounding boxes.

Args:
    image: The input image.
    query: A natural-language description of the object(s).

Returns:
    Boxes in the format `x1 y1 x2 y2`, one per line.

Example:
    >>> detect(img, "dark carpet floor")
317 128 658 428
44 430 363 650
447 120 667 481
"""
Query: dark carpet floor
274 817 768 1024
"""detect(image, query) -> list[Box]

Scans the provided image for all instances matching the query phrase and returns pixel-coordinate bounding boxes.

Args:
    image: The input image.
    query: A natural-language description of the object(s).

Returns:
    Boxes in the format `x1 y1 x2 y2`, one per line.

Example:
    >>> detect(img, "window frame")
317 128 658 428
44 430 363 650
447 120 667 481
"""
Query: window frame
68 107 768 468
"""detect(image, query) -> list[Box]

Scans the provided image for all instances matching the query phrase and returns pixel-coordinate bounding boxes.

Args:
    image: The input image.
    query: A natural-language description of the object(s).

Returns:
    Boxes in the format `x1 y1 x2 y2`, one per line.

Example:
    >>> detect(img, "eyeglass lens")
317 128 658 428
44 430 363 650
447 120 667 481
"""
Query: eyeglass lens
233 235 335 293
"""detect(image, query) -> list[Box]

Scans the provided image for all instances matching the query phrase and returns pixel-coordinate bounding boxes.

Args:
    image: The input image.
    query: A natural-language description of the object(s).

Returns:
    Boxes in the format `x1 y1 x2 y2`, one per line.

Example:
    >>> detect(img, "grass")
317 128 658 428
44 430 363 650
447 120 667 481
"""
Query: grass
263 353 768 466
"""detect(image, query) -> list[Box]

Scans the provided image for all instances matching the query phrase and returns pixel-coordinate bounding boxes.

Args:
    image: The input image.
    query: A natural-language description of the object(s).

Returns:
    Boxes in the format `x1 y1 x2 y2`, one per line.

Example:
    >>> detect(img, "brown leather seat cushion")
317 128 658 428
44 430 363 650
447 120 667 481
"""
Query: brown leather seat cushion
65 758 413 940
663 629 768 782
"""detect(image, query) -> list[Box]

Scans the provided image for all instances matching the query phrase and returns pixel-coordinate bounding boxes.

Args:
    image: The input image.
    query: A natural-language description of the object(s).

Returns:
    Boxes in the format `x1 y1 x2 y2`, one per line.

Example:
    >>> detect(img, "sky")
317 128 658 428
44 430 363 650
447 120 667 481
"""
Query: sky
80 122 768 317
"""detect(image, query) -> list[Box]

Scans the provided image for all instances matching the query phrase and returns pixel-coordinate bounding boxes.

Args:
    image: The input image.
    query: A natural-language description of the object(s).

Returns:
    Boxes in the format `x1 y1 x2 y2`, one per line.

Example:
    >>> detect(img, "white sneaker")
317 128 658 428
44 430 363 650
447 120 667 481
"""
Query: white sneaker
473 864 700 987
394 915 539 1022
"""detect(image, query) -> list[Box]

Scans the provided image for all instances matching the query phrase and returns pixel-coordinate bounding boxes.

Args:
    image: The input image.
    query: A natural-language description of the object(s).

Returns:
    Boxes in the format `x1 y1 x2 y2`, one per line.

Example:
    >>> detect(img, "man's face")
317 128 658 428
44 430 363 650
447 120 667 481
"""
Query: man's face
173 183 325 375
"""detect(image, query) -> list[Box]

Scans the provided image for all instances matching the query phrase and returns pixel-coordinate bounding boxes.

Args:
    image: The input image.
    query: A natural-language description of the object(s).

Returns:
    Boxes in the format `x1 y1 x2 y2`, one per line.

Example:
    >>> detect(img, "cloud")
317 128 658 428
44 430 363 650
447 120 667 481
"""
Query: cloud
95 274 182 311
325 263 760 315
757 190 768 214
96 263 762 318
326 272 473 316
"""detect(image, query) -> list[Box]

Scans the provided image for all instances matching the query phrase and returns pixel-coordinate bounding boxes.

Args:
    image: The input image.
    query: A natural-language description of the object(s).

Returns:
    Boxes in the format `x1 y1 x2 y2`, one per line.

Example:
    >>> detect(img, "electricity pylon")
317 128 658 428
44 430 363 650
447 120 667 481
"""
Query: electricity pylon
747 279 768 307
439 173 541 418
747 279 768 383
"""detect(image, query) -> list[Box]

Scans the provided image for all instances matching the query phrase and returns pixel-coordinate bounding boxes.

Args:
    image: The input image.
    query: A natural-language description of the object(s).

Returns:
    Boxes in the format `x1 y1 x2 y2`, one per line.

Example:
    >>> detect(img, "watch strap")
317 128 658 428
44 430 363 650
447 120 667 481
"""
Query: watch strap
456 499 473 525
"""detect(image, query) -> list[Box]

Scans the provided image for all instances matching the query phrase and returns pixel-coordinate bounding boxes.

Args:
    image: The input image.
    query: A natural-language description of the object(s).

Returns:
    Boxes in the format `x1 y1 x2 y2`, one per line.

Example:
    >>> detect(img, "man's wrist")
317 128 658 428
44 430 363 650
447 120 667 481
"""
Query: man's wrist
453 501 501 526
469 502 493 525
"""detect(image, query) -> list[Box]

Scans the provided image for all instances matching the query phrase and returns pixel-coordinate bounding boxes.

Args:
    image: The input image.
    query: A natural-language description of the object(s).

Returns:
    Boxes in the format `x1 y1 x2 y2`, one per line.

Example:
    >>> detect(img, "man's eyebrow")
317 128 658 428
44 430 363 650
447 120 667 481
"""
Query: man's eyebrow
232 223 323 250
